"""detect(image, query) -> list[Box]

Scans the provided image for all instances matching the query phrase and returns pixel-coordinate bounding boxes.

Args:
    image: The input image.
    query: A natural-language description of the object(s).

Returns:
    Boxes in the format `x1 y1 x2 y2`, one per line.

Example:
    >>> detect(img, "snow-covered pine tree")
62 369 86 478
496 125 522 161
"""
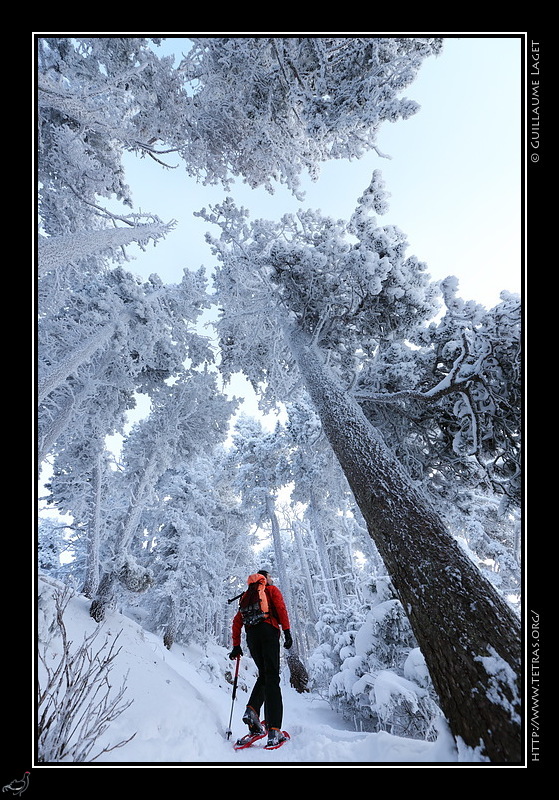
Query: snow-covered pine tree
308 601 365 699
37 37 190 238
138 450 254 649
39 266 211 408
145 468 225 648
39 36 442 213
42 429 114 597
225 418 301 650
286 400 374 612
200 178 522 762
353 277 521 513
89 370 236 622
38 519 73 578
178 37 443 196
38 266 213 464
329 576 441 738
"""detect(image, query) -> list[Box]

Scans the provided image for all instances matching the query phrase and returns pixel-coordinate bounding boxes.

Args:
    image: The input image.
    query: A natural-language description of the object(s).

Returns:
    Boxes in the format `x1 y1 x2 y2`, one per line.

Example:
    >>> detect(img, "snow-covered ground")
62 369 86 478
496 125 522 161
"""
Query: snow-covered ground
36 575 492 767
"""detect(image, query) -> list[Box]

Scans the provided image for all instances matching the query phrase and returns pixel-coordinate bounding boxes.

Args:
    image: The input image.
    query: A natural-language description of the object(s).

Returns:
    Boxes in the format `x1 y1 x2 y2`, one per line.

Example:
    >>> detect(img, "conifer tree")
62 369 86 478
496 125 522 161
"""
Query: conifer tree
200 179 522 762
89 371 236 622
179 37 443 195
330 576 441 737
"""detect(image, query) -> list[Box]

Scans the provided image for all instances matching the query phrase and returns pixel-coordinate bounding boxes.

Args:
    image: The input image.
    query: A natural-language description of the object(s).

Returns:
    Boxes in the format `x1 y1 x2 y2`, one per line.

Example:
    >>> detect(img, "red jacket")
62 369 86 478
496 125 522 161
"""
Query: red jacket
232 583 290 647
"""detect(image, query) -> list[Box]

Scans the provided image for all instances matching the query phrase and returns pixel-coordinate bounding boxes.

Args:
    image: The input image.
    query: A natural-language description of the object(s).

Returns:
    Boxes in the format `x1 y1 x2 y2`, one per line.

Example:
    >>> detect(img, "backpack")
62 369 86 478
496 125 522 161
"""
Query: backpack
238 574 270 627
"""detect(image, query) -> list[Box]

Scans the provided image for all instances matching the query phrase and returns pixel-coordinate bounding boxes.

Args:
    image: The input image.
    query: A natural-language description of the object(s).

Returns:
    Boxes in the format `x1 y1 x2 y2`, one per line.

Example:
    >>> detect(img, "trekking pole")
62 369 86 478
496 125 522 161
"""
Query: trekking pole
226 655 240 740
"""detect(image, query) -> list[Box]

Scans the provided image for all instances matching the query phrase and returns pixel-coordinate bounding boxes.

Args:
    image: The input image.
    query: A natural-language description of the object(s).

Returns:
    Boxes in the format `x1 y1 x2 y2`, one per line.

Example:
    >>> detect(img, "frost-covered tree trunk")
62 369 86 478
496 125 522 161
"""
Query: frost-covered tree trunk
122 457 161 554
38 391 80 465
265 495 299 641
38 403 68 467
338 513 366 607
265 494 310 689
38 349 117 465
292 520 318 623
308 490 341 607
89 451 159 622
266 495 289 598
81 453 104 597
286 321 521 763
163 598 179 650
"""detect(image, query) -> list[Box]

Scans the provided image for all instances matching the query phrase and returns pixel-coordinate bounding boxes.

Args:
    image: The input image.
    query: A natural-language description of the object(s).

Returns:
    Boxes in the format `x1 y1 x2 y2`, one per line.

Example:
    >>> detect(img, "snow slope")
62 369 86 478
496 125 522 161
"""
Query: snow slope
37 575 480 766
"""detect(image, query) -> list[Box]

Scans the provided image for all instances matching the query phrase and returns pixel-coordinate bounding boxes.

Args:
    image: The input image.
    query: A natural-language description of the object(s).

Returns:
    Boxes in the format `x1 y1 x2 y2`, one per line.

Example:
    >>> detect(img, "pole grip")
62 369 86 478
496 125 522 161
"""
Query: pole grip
231 654 240 700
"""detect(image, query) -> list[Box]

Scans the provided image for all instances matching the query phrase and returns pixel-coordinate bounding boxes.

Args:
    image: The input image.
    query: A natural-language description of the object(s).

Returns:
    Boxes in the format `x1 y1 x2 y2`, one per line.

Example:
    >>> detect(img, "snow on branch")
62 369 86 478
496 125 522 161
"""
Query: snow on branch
38 217 175 276
353 332 483 405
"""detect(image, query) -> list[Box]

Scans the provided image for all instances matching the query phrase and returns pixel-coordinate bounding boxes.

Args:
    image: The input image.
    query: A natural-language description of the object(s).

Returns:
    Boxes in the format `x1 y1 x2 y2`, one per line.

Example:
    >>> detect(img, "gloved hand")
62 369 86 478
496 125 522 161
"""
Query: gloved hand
283 630 293 650
229 645 243 660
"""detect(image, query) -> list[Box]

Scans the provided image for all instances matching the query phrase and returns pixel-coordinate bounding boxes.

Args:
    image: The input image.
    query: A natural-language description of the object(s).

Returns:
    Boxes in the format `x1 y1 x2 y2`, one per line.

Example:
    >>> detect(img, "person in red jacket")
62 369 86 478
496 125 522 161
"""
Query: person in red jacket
229 570 292 748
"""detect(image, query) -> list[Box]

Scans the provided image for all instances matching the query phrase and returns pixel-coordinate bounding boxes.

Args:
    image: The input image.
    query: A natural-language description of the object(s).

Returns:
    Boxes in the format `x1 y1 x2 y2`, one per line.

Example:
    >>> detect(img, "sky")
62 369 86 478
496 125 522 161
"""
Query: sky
119 35 523 310
112 34 523 427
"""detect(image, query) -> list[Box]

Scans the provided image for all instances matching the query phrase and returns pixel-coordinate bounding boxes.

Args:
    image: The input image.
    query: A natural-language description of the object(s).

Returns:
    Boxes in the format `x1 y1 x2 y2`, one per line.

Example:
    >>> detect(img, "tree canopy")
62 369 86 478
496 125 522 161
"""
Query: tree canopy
36 36 522 763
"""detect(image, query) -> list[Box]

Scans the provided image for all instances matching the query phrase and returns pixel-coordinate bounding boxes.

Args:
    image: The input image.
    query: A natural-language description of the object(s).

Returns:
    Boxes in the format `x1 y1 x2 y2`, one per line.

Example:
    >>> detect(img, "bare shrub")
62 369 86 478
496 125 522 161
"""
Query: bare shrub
37 584 136 762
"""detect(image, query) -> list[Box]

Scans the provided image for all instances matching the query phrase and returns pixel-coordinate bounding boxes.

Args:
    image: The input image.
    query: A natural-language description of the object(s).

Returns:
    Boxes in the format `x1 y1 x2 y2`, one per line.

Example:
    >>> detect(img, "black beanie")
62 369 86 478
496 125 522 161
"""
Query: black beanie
258 570 269 577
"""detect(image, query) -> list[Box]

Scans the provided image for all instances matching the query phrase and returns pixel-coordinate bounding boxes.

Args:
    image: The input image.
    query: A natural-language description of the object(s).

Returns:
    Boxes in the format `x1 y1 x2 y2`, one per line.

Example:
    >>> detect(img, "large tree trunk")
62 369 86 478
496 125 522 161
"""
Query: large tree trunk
287 323 522 763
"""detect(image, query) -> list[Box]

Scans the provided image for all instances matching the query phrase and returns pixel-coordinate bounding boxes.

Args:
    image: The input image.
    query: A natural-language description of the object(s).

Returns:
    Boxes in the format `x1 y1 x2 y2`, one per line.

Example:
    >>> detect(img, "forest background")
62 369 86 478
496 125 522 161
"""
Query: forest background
31 34 535 776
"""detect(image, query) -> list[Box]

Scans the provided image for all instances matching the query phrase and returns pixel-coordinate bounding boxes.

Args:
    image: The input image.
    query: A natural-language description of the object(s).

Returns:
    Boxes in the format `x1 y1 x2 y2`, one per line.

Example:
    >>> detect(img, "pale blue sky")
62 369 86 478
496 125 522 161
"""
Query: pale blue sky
120 35 523 310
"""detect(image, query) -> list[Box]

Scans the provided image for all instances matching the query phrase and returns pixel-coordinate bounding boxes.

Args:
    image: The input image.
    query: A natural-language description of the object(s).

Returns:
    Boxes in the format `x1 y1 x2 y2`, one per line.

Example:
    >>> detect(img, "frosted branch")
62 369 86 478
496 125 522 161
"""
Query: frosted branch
354 332 476 404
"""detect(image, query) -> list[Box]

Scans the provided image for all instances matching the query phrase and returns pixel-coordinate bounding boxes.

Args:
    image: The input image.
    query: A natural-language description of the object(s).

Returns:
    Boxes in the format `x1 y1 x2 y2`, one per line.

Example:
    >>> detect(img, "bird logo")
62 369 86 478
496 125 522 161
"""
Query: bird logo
2 773 30 796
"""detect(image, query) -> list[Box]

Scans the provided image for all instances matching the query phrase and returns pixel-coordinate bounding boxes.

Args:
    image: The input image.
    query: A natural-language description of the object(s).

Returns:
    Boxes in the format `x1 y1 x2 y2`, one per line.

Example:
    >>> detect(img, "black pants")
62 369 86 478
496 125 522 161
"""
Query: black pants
246 621 283 730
